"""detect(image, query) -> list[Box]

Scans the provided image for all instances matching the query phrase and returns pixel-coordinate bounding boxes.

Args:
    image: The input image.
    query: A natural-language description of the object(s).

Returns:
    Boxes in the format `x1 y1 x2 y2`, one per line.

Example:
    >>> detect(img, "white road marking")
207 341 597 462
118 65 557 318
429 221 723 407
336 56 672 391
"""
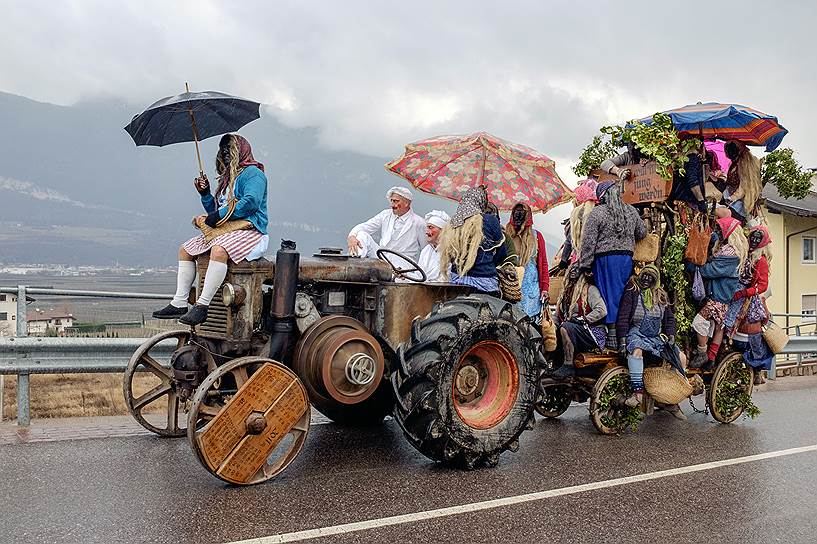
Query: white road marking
226 443 817 544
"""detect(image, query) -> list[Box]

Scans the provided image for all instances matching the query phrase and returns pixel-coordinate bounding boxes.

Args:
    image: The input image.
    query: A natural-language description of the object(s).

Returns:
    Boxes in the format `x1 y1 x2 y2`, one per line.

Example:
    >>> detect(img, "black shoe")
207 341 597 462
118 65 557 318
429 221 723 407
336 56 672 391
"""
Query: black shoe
152 303 187 319
179 304 209 326
551 364 575 381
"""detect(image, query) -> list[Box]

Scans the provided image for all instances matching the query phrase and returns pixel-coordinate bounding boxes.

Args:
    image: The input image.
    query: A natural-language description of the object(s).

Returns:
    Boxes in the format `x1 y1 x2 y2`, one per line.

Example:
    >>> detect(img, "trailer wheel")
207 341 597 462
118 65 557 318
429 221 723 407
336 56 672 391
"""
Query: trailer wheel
589 366 643 435
535 376 572 419
707 352 754 423
392 294 542 469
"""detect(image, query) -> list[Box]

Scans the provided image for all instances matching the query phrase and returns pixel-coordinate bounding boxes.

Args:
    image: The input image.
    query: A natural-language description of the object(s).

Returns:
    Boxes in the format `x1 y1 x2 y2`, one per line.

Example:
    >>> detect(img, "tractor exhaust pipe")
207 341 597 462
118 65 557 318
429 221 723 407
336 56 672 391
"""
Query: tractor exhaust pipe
269 240 299 362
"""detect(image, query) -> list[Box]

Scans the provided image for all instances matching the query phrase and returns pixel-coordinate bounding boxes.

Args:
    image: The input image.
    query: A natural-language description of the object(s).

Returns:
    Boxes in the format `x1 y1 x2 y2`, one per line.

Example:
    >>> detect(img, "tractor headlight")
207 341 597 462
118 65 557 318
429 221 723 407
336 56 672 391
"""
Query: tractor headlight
221 283 246 307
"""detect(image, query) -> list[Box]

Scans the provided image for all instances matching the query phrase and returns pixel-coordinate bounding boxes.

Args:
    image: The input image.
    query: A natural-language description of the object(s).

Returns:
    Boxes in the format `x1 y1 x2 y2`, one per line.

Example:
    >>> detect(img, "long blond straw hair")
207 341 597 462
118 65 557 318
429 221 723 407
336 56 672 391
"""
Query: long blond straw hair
570 201 595 251
214 135 241 200
438 214 485 277
727 227 749 271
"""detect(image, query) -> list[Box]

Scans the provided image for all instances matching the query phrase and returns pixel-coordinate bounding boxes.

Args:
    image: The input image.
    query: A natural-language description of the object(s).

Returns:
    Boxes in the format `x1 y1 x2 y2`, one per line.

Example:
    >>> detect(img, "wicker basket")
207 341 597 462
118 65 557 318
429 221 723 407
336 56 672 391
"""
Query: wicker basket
549 272 565 304
498 264 522 303
644 365 693 405
762 321 789 354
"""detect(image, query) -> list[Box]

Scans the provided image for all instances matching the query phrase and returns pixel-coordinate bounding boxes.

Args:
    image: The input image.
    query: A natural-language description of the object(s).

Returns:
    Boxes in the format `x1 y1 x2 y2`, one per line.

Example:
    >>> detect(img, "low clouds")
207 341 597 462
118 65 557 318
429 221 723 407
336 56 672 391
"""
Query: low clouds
2 0 816 176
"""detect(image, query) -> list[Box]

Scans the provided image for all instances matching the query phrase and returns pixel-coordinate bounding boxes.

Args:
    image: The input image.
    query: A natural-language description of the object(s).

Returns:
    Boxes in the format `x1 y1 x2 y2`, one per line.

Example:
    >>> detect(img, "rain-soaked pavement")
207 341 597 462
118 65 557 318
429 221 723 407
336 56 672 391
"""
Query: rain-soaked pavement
2 376 816 544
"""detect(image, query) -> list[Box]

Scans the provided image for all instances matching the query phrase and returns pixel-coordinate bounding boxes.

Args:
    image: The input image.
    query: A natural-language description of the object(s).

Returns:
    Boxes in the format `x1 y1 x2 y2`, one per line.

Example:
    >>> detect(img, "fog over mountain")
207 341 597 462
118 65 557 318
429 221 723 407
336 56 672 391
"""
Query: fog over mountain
0 92 564 266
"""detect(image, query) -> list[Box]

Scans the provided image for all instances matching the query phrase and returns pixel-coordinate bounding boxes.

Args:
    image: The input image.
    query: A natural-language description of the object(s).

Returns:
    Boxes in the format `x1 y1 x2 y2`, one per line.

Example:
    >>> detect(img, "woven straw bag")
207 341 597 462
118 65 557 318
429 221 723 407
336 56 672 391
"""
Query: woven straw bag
762 321 789 354
633 233 660 263
540 304 558 352
196 218 253 243
548 269 565 304
644 365 693 405
498 264 523 303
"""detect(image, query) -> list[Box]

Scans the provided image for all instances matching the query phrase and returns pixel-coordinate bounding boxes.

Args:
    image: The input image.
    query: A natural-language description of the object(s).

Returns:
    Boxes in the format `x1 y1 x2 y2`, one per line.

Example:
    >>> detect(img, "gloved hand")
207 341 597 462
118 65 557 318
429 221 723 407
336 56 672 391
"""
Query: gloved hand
732 289 747 301
618 168 632 182
194 174 210 196
696 200 708 214
617 338 627 355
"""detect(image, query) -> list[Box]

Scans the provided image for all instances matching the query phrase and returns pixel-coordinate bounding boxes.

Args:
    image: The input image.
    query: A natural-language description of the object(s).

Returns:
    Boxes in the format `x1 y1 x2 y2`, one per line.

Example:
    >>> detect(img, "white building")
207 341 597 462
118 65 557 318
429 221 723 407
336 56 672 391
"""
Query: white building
0 293 19 336
26 308 75 336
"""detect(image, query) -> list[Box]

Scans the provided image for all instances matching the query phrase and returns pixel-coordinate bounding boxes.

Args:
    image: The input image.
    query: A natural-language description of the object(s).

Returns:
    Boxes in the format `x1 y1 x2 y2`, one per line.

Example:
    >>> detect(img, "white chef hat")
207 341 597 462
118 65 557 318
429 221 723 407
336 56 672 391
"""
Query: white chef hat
424 210 450 229
386 186 413 201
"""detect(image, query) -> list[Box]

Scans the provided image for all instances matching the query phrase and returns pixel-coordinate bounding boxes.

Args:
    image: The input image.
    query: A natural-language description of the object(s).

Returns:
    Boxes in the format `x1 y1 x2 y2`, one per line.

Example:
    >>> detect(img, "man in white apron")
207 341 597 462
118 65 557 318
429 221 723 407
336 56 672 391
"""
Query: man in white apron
347 186 427 261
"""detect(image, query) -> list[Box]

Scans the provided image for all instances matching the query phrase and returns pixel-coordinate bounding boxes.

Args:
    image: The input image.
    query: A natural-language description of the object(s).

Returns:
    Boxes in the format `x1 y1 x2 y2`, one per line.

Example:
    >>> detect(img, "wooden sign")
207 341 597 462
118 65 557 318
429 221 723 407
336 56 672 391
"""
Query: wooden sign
592 160 671 205
197 362 309 485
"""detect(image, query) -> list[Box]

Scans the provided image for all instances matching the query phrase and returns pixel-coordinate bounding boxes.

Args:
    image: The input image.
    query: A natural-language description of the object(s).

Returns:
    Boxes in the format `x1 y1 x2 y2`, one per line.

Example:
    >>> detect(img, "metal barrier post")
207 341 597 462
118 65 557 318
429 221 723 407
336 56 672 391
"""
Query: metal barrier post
17 373 30 427
16 285 27 337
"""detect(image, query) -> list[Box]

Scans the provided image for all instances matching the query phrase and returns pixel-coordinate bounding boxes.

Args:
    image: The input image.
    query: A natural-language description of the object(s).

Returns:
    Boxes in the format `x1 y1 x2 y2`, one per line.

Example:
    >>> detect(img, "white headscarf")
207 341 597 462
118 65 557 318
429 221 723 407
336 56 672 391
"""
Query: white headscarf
386 186 413 201
425 210 450 229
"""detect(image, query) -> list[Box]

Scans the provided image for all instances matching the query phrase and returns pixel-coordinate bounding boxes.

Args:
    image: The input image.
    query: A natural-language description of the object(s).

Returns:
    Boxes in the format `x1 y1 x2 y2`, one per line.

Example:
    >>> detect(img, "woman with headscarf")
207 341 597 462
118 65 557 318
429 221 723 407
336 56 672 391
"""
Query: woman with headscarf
690 216 748 368
722 140 762 222
578 181 647 347
152 133 269 326
551 265 608 380
505 202 549 319
566 179 599 266
724 225 773 384
616 265 687 418
438 186 507 292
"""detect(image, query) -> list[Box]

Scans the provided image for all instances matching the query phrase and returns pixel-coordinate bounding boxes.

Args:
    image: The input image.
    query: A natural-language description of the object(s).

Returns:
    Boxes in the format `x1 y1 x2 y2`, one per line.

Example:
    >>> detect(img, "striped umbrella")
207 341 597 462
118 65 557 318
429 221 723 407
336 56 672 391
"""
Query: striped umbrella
386 132 572 213
635 102 787 151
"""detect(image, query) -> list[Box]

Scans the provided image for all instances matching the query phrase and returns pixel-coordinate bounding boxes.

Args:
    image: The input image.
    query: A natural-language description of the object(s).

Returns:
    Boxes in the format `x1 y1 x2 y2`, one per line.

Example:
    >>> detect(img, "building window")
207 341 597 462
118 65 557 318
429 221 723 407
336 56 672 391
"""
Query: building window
804 237 816 264
803 295 817 323
0 294 6 301
0 312 7 321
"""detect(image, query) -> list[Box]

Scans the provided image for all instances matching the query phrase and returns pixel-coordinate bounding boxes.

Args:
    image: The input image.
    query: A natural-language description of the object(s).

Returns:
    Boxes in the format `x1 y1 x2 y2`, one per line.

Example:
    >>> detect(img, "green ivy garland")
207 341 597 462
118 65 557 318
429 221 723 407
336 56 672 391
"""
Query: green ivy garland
573 135 620 177
714 358 760 419
662 220 693 336
597 373 643 433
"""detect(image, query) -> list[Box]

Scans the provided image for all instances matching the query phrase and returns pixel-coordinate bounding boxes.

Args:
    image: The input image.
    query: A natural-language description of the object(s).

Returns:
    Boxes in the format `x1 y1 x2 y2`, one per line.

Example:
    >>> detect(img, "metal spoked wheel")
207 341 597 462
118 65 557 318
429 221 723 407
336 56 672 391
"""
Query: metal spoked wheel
123 330 212 437
589 366 643 435
535 376 572 419
188 356 311 486
707 352 755 424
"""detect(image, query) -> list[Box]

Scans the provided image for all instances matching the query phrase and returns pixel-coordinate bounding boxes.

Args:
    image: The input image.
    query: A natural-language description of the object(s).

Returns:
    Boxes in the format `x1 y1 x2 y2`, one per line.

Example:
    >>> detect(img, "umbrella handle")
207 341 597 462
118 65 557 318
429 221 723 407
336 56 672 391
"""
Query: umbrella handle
186 82 205 177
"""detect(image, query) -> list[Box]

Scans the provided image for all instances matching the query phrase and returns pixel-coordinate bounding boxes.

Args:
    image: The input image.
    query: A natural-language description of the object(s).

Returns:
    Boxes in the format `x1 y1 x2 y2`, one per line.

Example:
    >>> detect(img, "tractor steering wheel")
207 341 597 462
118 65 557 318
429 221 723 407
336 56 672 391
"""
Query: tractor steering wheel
376 248 427 283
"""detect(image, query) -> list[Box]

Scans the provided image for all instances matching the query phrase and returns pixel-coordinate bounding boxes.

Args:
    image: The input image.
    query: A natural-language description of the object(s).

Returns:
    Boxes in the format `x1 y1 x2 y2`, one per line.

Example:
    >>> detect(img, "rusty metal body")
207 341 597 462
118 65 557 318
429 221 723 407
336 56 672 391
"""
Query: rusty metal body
192 252 470 369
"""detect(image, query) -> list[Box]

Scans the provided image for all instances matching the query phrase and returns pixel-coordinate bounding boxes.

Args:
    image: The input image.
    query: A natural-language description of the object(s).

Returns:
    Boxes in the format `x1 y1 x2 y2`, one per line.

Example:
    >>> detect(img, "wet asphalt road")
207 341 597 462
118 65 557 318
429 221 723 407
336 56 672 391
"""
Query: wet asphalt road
2 377 817 544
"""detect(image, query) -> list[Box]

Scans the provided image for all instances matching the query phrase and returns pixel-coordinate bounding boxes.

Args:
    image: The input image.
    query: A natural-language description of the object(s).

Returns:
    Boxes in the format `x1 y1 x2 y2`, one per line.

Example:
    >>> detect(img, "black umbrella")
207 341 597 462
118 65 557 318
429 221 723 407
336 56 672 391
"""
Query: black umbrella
124 84 261 175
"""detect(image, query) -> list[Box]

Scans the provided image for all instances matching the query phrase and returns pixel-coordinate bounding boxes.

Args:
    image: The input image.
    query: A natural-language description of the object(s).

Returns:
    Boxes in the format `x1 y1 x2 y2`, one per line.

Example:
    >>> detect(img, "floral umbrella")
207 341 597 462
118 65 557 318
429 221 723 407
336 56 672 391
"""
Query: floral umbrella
386 132 573 212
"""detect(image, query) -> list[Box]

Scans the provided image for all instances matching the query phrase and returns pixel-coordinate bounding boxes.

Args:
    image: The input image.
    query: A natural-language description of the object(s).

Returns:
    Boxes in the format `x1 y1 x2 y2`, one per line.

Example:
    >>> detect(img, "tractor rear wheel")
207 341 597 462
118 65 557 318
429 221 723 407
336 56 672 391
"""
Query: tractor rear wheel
392 294 542 469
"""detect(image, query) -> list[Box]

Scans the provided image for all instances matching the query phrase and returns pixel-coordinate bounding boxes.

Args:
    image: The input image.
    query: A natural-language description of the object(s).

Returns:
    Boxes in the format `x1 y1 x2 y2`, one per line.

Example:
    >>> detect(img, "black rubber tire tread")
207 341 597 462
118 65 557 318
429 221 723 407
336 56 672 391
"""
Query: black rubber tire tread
391 293 543 468
706 351 754 424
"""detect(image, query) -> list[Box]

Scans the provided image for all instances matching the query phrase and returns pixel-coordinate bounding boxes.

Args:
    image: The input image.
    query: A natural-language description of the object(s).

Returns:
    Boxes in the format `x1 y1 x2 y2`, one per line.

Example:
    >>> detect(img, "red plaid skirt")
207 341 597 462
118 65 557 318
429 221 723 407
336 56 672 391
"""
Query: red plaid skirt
183 229 264 263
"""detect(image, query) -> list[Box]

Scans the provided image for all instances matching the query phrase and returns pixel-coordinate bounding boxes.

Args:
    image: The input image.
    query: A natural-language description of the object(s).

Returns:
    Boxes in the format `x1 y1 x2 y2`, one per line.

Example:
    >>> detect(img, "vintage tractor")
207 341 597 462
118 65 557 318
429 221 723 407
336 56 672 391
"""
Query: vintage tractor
537 161 757 434
124 242 545 484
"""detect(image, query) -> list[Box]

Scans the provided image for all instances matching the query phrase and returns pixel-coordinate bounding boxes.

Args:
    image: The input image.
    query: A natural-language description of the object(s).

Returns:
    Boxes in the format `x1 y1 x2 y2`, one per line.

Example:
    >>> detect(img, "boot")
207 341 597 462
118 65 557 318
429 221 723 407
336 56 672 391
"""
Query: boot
152 303 187 319
753 369 766 385
689 346 708 369
179 304 209 326
551 363 575 381
624 389 643 408
659 403 688 421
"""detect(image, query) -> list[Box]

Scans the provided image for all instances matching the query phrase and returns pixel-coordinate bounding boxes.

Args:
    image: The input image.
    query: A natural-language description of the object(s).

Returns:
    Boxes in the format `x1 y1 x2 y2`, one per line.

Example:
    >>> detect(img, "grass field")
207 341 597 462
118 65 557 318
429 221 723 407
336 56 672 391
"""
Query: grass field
1 373 166 420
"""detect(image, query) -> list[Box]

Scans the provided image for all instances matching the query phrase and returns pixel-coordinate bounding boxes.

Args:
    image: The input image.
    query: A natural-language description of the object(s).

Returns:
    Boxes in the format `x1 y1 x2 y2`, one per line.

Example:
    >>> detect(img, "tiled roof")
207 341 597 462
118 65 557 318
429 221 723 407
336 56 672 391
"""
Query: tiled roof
763 180 817 218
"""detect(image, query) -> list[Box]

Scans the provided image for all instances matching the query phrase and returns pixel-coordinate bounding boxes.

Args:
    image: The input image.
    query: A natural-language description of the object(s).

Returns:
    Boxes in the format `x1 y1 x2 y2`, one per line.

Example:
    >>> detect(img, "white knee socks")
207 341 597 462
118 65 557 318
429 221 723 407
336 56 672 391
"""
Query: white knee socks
196 261 228 306
171 261 197 308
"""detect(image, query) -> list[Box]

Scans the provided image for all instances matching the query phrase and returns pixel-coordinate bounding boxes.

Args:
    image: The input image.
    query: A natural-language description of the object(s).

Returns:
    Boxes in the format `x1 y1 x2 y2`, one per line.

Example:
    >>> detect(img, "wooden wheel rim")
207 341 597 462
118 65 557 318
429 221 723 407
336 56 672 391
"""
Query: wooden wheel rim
590 366 637 435
187 357 310 485
708 352 754 423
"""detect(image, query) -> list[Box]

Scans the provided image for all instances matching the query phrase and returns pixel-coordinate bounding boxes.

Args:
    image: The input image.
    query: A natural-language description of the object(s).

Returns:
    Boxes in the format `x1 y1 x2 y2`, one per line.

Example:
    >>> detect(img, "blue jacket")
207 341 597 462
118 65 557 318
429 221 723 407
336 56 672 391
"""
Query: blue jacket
452 213 508 278
201 166 268 235
698 255 740 304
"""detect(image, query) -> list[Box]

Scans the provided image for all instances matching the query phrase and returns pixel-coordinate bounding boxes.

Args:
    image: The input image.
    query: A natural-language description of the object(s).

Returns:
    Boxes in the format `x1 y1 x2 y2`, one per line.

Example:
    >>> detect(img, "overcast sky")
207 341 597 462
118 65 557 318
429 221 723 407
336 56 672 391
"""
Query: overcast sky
2 0 815 232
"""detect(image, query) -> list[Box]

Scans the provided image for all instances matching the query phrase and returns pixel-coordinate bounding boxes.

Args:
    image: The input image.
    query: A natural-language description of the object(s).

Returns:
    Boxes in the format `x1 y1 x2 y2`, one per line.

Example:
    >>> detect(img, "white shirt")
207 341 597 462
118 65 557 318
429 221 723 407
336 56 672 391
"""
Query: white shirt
418 244 442 282
349 208 427 261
